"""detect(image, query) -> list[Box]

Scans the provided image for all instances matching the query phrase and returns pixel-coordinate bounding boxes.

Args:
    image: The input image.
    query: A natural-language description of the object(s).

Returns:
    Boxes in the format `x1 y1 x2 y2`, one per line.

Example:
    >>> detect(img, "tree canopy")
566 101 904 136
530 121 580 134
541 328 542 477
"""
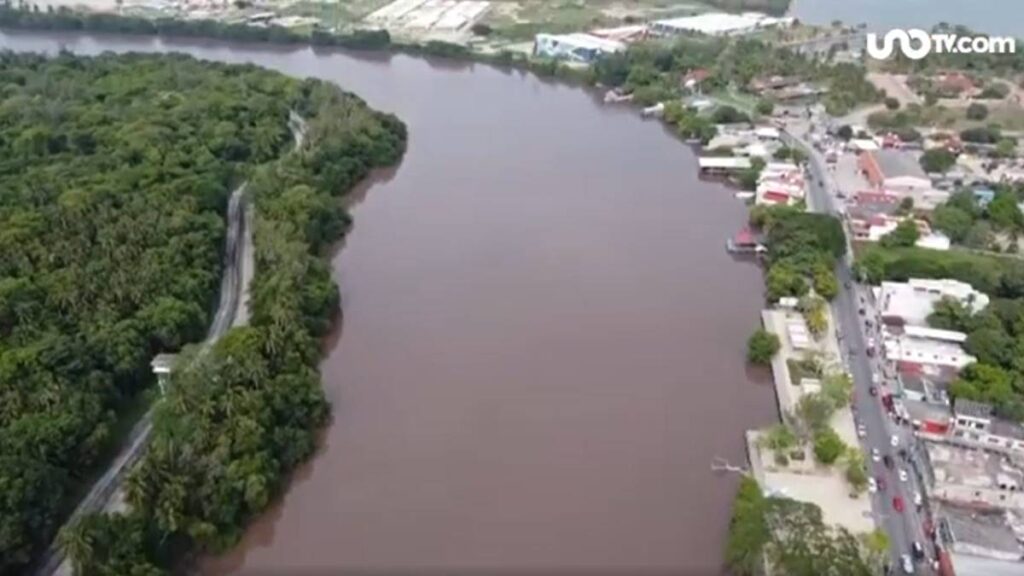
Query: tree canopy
0 51 406 574
919 148 956 174
726 477 873 576
60 62 407 575
813 426 846 465
751 205 846 303
879 219 920 248
748 328 781 364
0 51 311 572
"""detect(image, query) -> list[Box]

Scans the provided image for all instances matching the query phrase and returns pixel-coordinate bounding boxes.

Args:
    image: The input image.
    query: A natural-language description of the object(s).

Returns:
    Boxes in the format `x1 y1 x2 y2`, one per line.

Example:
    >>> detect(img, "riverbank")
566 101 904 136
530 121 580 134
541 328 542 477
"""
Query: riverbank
0 5 593 83
34 55 409 575
2 26 785 574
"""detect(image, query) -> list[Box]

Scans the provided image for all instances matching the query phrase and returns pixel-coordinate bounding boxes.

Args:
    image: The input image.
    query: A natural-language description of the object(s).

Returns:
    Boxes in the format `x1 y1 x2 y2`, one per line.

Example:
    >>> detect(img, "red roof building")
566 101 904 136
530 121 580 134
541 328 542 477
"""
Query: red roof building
762 190 790 204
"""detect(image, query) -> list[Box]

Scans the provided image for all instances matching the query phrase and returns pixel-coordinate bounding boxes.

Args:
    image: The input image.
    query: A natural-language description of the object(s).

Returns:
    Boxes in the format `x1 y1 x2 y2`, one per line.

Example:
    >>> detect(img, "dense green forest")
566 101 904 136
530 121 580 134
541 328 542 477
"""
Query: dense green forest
53 62 406 574
856 246 1024 421
0 51 316 573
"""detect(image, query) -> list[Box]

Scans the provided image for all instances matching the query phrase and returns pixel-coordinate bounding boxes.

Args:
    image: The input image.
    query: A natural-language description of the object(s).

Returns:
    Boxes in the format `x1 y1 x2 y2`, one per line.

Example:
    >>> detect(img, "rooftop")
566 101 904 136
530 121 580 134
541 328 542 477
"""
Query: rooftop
855 190 900 206
870 148 928 180
991 419 1024 442
535 33 625 53
903 325 968 343
883 333 976 369
588 24 648 42
877 279 990 327
150 353 179 374
849 138 880 151
698 156 751 170
956 399 996 420
896 360 960 382
652 12 769 35
949 553 1024 576
904 397 953 423
928 441 1024 492
938 503 1024 557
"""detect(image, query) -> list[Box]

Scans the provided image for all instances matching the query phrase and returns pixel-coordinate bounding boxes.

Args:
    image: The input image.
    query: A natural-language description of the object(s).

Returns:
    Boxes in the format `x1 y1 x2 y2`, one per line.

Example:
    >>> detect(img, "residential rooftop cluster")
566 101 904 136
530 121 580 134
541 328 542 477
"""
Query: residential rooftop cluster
860 276 1024 569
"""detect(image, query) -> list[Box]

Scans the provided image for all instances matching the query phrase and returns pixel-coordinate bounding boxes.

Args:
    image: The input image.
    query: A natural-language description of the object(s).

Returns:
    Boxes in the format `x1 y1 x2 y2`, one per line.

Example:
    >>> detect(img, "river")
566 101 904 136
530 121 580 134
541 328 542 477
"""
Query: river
791 0 1024 37
0 31 777 575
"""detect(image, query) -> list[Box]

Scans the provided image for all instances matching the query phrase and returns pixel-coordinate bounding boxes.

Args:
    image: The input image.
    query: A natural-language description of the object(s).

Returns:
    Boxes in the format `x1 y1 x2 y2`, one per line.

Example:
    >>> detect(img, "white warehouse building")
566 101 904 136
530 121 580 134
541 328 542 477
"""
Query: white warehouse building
533 33 624 64
650 12 793 37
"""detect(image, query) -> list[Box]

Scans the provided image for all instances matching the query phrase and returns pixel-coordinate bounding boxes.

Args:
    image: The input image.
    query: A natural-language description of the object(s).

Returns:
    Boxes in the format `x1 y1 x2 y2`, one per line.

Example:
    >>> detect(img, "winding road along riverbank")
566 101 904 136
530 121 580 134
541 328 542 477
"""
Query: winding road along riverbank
1 31 778 575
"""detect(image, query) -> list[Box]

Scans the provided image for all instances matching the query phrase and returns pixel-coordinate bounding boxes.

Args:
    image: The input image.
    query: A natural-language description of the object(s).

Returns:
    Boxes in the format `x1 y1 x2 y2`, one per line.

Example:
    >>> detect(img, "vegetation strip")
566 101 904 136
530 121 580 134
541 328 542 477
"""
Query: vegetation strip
0 50 406 574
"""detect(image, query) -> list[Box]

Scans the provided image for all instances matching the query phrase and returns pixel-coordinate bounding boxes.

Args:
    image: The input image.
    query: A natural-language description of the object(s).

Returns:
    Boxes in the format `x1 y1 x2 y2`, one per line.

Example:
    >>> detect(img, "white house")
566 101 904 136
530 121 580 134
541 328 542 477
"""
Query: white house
883 335 976 371
650 12 790 37
877 278 990 327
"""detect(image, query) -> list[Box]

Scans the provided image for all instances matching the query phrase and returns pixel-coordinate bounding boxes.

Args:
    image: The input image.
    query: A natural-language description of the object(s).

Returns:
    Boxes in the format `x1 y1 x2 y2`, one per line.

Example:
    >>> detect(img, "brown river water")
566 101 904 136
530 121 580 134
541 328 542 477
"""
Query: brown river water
0 32 778 576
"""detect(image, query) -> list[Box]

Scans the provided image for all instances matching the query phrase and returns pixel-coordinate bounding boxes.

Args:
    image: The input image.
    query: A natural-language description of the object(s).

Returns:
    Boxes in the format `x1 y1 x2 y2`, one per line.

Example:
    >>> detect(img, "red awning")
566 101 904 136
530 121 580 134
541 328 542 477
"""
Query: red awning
734 227 756 245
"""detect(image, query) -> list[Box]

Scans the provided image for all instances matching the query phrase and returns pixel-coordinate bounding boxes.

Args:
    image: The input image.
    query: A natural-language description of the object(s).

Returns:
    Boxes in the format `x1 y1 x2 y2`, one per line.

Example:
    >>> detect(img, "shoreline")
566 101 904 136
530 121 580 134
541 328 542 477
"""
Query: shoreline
0 6 595 83
1 22 781 574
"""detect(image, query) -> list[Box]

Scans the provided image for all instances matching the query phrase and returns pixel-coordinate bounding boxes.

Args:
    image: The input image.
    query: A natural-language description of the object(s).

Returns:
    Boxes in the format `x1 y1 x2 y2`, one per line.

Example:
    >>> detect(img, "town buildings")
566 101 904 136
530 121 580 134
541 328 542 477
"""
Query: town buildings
937 504 1024 567
874 279 986 404
857 149 949 209
846 198 950 250
951 399 1024 456
884 331 976 372
756 161 806 206
928 440 1024 508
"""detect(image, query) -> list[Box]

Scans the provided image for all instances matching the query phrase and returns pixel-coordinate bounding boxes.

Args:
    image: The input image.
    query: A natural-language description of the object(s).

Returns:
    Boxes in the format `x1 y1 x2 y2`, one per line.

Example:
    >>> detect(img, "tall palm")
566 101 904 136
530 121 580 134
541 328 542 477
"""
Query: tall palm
58 516 98 575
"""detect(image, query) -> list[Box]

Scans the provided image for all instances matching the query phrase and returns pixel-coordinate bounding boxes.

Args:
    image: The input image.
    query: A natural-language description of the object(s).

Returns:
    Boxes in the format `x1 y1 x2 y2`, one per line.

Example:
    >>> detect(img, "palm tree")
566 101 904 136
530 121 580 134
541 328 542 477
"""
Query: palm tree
58 516 98 575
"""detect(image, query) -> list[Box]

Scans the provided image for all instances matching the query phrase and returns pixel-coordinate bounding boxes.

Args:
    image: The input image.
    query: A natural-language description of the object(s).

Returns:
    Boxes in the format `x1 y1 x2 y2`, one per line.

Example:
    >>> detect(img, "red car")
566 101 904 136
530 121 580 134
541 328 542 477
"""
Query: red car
869 386 878 396
893 497 905 512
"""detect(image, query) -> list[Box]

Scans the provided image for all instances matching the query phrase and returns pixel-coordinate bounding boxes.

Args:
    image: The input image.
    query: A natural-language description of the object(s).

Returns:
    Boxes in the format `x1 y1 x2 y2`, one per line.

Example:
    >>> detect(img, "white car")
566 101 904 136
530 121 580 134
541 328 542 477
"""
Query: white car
901 554 914 574
871 448 881 462
868 477 878 493
891 434 899 447
857 424 867 438
899 469 909 482
914 491 923 506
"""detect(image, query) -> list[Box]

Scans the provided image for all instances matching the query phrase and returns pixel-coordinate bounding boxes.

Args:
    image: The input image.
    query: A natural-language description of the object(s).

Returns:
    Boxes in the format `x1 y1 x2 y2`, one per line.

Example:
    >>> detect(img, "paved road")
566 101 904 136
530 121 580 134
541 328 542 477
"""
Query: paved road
783 122 934 575
34 181 252 576
36 112 313 575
